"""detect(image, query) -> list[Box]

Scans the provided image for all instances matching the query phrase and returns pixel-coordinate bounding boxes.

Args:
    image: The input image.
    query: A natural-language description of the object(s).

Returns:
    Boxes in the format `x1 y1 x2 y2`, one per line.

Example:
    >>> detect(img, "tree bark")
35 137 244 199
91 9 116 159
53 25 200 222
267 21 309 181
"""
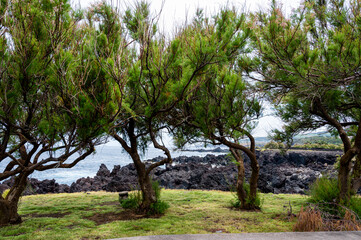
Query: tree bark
248 152 260 209
211 134 260 210
351 152 361 194
131 153 156 212
338 148 358 204
0 171 29 225
230 149 247 209
112 121 157 213
338 120 361 203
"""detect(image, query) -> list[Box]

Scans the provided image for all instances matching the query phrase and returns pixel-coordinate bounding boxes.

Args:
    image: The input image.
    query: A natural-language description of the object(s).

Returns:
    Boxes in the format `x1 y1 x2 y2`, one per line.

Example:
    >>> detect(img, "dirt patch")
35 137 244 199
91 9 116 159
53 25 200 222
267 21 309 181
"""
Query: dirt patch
227 206 262 212
98 201 119 206
85 210 162 225
207 228 229 233
66 224 77 229
271 213 296 222
23 212 70 218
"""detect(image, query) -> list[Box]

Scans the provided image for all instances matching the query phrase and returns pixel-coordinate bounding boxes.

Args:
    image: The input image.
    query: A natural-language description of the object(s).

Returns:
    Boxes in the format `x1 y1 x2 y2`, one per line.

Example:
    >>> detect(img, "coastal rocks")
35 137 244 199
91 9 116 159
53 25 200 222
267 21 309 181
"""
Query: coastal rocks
153 163 237 191
0 178 70 195
0 149 343 195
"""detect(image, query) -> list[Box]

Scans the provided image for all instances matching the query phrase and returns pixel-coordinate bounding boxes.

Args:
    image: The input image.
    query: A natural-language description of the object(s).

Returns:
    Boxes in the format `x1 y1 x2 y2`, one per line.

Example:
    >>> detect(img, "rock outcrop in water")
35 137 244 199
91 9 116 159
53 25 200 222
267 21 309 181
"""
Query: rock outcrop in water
0 150 343 195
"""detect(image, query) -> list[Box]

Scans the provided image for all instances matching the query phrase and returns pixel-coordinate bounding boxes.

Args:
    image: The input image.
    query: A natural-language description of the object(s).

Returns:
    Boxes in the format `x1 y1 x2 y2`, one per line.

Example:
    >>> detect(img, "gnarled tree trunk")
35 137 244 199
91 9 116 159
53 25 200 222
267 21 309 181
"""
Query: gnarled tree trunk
130 152 157 212
0 172 29 225
230 147 259 210
338 151 354 204
351 152 361 193
231 149 247 209
248 152 260 209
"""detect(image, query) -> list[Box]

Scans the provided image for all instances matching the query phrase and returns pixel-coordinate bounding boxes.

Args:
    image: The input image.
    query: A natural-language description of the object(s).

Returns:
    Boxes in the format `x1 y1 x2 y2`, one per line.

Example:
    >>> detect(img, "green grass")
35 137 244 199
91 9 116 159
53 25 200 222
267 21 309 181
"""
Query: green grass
0 190 308 239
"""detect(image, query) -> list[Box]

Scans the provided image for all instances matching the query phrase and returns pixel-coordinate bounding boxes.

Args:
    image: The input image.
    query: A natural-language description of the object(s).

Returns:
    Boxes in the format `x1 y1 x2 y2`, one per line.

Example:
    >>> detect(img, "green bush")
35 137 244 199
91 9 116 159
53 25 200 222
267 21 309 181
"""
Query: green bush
119 180 169 215
293 143 342 150
264 141 285 149
308 176 361 218
308 176 339 204
148 180 169 215
350 196 361 218
119 190 142 210
149 200 170 215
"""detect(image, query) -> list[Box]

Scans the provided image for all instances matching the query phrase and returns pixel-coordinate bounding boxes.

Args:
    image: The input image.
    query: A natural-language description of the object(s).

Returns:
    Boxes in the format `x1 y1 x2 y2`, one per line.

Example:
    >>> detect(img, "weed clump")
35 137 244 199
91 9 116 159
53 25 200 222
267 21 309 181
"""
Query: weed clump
293 205 361 231
308 176 361 217
120 191 142 210
308 176 339 204
119 180 169 215
297 176 361 231
293 206 323 231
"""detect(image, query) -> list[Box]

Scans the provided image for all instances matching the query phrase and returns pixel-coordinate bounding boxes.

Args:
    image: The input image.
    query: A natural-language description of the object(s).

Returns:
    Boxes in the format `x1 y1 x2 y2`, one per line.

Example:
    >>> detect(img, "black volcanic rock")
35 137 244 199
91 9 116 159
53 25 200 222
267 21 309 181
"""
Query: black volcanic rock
0 149 348 195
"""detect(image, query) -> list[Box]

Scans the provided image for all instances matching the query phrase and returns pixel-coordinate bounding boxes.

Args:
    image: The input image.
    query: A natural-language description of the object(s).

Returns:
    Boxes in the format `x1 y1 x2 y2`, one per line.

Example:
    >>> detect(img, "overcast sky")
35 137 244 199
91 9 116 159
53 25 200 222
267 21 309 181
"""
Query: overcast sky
77 0 302 33
75 0 303 137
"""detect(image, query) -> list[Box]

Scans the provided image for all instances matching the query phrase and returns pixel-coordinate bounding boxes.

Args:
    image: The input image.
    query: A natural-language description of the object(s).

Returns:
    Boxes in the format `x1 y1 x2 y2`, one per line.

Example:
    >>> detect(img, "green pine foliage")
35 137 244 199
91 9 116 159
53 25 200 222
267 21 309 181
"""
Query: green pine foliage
243 0 361 204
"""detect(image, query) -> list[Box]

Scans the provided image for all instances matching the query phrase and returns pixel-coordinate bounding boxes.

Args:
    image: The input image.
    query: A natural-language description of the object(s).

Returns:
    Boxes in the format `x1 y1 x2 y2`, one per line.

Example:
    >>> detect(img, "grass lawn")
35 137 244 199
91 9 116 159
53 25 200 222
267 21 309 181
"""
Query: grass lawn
0 190 308 240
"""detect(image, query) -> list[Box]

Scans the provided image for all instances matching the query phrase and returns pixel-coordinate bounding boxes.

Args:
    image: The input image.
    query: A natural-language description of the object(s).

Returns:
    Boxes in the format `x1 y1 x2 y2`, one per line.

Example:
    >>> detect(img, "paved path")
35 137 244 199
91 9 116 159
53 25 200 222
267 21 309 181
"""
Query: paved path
109 231 361 240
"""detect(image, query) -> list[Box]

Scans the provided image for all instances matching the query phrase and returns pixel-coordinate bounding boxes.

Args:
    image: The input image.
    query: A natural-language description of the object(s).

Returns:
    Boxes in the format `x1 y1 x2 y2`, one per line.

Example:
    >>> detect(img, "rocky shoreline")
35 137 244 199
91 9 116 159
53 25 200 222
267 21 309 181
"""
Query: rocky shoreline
0 149 343 196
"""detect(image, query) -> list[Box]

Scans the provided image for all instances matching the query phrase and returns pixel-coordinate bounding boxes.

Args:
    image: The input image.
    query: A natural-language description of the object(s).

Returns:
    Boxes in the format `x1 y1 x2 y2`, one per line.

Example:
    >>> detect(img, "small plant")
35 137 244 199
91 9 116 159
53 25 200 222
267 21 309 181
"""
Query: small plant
230 198 242 209
148 180 169 215
119 180 169 215
308 176 339 204
293 206 323 232
119 190 142 210
293 205 361 231
149 200 170 215
308 176 361 219
350 197 361 218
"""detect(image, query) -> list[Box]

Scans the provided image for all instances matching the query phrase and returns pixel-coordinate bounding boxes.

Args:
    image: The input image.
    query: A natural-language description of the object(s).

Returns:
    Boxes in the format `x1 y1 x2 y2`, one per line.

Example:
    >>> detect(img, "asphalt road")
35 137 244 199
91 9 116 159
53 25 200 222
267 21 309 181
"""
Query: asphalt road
109 231 361 240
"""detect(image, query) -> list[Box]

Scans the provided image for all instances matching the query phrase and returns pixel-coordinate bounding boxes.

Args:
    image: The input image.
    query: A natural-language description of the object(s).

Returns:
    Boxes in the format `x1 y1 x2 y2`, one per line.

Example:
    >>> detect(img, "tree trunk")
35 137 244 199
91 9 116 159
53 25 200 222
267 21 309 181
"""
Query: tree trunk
0 172 29 225
231 149 247 209
351 152 361 194
338 150 355 204
131 153 156 212
230 148 259 210
248 152 260 209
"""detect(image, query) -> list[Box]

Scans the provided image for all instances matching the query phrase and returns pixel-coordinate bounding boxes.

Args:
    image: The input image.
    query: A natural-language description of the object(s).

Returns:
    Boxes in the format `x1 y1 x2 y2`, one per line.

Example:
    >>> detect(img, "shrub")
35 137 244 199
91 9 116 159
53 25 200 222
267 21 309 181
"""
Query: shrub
292 143 342 150
308 176 339 204
308 176 361 218
293 206 361 231
149 180 169 215
119 190 142 210
119 180 169 215
350 197 361 219
149 200 170 215
264 141 285 149
293 206 323 232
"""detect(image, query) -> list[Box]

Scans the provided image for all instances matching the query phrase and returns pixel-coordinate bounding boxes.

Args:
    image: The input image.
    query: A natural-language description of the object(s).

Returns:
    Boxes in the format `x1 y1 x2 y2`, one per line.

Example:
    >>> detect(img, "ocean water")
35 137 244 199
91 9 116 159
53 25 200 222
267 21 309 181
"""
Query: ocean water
1 141 226 185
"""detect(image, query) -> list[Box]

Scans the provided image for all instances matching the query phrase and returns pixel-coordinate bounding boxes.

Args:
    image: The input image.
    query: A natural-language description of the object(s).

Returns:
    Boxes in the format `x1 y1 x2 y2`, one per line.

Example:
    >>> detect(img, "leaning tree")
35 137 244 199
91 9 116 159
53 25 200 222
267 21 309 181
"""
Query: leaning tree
169 8 263 210
241 0 361 204
90 1 252 212
171 66 262 210
0 0 117 225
